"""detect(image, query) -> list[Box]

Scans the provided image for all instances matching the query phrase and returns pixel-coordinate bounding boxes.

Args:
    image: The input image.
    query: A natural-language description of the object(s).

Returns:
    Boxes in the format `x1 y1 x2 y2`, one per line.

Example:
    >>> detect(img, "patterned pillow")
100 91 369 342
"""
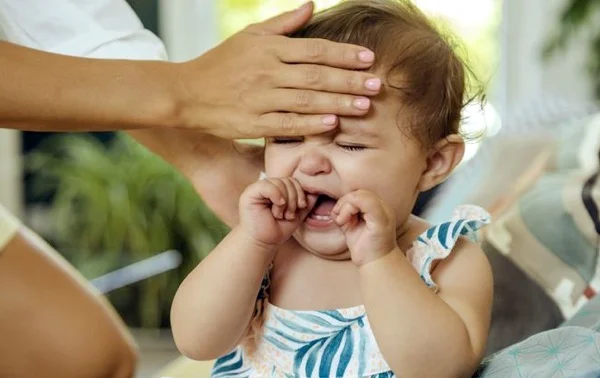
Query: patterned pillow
475 326 600 378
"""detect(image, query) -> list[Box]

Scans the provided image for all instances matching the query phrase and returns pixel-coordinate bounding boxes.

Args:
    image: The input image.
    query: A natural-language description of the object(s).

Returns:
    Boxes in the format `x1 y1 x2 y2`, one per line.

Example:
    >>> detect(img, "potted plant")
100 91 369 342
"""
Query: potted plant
26 133 229 328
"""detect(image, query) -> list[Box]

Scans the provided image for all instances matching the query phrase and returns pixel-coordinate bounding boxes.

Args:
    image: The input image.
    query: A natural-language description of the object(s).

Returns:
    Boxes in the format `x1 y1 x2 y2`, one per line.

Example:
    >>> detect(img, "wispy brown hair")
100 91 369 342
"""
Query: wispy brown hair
291 0 482 145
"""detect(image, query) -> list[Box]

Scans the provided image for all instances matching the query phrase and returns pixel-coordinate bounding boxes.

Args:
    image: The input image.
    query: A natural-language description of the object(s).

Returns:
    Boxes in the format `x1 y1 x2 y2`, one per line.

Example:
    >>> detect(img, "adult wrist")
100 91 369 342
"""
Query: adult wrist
140 60 189 130
161 58 214 132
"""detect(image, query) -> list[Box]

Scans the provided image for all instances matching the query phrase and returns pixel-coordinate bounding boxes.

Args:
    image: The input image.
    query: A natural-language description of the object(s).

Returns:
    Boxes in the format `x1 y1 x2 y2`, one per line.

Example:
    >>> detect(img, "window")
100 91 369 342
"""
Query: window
219 1 341 39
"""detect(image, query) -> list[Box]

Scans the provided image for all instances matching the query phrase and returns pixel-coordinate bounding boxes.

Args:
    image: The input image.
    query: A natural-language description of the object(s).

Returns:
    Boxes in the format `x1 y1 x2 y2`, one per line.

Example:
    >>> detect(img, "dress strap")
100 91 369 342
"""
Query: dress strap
407 205 491 291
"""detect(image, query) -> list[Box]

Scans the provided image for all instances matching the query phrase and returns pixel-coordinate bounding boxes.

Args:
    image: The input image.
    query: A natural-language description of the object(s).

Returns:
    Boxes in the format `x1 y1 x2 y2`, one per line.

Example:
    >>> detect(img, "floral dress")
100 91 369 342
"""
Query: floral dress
211 205 490 378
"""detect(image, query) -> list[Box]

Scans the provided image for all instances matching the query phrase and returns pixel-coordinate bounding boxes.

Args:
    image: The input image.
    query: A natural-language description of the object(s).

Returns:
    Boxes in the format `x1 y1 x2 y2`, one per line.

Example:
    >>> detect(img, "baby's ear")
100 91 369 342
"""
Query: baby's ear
417 134 465 192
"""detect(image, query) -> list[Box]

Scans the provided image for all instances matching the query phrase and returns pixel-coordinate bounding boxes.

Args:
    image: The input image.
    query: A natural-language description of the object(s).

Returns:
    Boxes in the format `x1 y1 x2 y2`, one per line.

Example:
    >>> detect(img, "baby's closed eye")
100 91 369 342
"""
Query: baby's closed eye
336 143 367 152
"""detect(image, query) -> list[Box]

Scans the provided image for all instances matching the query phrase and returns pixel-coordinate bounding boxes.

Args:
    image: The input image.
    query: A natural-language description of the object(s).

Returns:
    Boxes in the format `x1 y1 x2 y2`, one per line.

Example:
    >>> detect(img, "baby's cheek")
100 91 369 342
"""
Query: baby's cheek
263 159 280 178
264 147 297 177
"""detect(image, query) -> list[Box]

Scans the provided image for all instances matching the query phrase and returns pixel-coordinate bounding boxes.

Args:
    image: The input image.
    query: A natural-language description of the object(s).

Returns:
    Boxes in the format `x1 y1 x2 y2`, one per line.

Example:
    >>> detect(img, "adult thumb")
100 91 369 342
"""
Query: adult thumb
247 1 314 36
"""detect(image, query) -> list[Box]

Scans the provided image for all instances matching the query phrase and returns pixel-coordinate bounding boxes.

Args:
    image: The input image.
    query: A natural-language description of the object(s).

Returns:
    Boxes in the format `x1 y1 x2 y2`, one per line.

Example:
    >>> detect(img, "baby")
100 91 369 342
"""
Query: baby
171 1 493 377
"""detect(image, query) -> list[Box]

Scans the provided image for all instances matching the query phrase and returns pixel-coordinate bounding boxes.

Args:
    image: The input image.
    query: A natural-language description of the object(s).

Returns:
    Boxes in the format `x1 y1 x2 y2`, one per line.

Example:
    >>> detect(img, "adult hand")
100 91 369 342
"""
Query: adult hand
175 1 382 139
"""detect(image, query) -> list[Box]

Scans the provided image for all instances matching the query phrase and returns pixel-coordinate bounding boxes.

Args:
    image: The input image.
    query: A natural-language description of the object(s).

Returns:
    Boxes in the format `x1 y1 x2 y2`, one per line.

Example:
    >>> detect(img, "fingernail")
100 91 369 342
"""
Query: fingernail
298 1 313 11
353 97 370 110
322 115 337 126
365 78 381 91
358 50 375 63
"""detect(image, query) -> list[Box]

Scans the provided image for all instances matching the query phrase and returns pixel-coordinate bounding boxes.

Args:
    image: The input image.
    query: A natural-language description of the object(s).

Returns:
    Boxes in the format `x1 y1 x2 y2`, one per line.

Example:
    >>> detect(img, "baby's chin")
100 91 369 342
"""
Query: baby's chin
292 227 350 261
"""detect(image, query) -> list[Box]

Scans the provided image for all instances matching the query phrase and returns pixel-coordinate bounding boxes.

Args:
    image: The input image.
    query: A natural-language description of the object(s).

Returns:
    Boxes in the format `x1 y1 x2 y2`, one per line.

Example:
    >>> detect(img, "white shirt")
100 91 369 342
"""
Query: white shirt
0 0 167 60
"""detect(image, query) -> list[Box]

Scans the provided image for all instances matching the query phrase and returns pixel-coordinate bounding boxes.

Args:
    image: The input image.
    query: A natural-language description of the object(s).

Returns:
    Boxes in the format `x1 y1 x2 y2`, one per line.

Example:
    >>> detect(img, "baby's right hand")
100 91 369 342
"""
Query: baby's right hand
239 177 317 247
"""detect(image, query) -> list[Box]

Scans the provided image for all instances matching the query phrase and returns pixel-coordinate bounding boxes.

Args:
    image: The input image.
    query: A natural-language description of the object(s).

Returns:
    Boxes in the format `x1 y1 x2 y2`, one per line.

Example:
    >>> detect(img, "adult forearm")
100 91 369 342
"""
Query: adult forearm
0 41 181 132
360 251 477 378
170 226 275 360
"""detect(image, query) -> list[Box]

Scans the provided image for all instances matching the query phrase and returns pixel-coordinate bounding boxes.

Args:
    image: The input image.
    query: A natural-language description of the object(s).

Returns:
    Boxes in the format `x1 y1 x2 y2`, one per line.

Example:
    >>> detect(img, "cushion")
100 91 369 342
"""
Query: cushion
475 326 600 378
551 113 600 173
484 112 600 322
481 113 600 354
486 169 600 318
483 239 563 355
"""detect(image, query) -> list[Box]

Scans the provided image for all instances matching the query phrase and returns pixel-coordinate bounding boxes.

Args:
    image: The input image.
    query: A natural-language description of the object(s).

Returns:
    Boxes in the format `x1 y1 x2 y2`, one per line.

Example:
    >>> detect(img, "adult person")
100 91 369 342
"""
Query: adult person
0 1 381 136
0 1 381 377
0 204 138 378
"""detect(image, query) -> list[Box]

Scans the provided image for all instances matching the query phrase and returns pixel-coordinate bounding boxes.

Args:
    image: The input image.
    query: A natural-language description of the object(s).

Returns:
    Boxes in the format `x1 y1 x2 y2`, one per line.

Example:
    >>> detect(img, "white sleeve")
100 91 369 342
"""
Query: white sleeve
0 0 167 61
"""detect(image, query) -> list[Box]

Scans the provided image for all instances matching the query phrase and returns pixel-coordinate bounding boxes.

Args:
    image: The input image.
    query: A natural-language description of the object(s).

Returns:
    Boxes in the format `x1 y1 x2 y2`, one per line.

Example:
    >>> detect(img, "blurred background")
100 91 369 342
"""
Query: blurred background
0 0 599 376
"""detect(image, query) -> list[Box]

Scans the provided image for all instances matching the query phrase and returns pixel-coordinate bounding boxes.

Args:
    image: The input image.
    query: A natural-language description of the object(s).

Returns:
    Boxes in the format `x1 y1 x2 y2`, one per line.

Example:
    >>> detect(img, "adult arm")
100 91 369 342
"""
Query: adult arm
0 0 381 138
0 205 137 378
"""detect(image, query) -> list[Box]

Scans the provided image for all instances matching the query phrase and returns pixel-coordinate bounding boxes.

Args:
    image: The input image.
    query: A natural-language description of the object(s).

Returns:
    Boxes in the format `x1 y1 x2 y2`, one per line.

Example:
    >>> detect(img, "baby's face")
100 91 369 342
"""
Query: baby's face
264 89 429 260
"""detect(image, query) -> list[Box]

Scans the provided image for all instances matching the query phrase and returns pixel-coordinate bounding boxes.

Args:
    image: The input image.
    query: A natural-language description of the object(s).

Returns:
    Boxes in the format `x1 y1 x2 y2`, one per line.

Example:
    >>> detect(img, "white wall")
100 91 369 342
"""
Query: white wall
0 129 23 217
0 25 23 218
503 0 595 114
158 0 219 62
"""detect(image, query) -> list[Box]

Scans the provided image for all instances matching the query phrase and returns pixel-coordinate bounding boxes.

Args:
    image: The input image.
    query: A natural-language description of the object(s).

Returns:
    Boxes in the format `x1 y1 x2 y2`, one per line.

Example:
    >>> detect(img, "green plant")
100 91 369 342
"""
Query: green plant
26 133 229 328
543 0 600 100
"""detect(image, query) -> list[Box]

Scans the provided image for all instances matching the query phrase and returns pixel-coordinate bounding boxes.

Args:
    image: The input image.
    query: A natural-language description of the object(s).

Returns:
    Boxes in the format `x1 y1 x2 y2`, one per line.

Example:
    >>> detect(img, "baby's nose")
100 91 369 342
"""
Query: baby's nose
298 150 332 176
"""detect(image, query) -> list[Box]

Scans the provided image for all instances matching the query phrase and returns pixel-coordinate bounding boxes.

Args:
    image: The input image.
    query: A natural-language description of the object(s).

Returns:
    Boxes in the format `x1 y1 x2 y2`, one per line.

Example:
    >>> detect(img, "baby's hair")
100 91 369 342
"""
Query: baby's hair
291 0 485 146
242 0 484 352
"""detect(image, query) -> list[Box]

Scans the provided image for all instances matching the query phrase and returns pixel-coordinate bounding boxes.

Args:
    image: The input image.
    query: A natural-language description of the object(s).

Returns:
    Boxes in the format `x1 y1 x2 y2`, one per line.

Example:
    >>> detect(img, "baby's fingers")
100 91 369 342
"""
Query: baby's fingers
334 201 361 226
299 193 319 220
334 190 389 225
281 179 299 220
261 180 287 219
291 179 307 210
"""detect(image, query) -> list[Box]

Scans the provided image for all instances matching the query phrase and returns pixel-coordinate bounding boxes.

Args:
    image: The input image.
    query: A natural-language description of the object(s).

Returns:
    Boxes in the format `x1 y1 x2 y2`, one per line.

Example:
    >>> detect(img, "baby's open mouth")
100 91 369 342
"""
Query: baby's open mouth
308 193 337 222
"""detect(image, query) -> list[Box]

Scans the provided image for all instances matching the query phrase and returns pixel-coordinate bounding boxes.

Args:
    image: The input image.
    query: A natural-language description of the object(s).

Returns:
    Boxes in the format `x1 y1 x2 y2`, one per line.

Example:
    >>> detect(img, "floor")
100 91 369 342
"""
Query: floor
133 329 181 378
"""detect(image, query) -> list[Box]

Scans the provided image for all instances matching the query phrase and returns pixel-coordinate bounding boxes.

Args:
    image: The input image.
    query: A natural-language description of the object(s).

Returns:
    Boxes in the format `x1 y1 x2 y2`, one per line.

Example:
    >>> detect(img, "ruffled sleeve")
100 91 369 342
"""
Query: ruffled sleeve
406 205 491 292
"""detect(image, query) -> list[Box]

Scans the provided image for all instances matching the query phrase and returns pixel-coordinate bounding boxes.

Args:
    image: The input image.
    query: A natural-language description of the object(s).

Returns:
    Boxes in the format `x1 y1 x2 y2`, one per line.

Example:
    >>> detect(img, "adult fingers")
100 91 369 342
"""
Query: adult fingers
277 64 381 95
251 112 339 138
259 89 371 116
275 37 375 70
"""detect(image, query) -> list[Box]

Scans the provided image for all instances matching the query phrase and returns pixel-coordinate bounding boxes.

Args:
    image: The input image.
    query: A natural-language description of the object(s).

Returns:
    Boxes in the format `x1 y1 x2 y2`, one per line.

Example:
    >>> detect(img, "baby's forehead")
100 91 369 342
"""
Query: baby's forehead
340 94 405 133
338 121 382 138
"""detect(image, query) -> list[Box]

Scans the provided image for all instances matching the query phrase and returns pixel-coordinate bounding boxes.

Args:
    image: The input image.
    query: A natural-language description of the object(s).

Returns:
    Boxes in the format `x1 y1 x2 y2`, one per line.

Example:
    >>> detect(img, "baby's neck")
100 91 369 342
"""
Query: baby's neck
270 242 362 310
395 214 428 252
268 215 430 311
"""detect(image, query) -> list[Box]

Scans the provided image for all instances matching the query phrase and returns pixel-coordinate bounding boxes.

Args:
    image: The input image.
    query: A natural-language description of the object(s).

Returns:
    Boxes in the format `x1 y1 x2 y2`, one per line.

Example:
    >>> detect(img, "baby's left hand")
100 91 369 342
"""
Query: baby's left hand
332 190 398 266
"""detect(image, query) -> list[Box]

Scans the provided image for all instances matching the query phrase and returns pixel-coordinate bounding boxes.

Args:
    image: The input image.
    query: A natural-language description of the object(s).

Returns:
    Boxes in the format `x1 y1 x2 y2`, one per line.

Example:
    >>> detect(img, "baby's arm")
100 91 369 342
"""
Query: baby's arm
170 226 273 360
170 177 316 361
361 239 492 378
